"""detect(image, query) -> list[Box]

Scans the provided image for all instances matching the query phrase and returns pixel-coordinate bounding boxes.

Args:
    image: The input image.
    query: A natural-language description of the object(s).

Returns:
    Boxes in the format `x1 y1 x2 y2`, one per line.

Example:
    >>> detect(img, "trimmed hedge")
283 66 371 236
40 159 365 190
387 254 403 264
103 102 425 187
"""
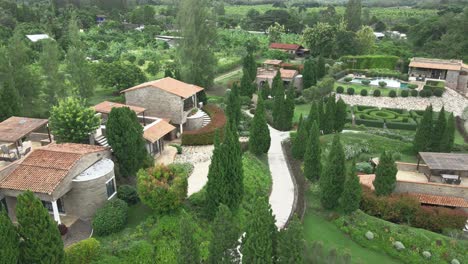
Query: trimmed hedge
336 86 344 94
181 104 227 145
347 87 355 95
388 90 396 97
353 106 417 130
400 90 409 97
360 89 368 96
341 55 399 70
65 238 101 264
354 118 384 128
373 89 381 97
410 89 418 97
92 198 128 236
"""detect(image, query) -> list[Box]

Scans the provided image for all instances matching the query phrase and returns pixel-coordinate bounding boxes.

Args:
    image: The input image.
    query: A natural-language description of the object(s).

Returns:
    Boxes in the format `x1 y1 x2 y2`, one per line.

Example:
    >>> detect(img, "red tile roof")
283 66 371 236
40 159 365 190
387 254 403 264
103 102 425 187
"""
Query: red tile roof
121 77 204 99
0 116 48 143
408 193 468 208
269 43 302 51
93 101 145 115
280 68 298 79
143 119 176 143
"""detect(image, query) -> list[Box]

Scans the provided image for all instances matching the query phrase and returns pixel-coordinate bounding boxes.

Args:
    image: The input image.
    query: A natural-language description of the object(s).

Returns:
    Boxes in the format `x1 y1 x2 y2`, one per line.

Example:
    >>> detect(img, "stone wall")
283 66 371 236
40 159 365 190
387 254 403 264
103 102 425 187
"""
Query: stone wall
456 73 468 95
124 87 184 124
445 70 459 90
185 113 204 131
395 180 467 199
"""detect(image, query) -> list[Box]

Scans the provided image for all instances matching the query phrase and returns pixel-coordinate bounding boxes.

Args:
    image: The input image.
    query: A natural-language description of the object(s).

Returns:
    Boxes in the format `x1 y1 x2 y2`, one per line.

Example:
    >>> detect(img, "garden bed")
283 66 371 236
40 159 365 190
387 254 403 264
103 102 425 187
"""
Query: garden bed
353 106 418 130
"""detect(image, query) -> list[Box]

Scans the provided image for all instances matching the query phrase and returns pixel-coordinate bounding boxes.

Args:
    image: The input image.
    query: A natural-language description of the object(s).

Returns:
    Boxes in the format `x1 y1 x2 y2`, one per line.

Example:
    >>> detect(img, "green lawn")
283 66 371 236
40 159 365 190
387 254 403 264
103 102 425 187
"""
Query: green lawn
88 85 123 106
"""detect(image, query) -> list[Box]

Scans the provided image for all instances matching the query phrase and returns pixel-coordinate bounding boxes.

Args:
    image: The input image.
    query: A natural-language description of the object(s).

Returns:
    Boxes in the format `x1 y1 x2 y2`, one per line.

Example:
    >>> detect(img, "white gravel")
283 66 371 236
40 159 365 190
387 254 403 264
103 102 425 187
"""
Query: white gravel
175 145 214 196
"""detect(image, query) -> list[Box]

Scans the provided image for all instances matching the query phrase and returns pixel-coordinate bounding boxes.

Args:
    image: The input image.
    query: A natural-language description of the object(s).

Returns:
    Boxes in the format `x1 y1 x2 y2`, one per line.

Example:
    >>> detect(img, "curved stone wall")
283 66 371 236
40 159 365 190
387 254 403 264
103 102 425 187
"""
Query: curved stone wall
185 110 204 131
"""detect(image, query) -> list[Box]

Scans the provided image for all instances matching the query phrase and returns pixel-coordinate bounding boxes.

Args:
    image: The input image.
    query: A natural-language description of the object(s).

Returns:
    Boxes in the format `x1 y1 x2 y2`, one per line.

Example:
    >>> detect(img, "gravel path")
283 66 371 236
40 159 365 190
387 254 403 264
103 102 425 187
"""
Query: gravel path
337 88 468 116
175 145 214 196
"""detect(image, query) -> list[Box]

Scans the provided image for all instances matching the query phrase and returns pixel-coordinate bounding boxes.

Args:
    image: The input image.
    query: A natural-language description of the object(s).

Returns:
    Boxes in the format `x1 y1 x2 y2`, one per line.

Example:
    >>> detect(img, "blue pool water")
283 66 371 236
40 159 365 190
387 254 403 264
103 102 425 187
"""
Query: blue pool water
350 77 408 89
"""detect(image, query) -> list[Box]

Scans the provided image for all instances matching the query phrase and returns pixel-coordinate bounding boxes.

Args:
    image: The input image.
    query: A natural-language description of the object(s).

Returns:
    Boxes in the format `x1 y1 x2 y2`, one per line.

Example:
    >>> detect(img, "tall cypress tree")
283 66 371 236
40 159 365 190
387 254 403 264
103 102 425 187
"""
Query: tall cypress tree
373 151 397 196
292 115 307 159
206 131 226 216
323 95 336 134
39 40 66 108
305 101 320 133
319 134 346 209
334 98 347 132
303 58 317 89
261 81 271 100
249 96 271 155
316 56 326 80
272 84 285 128
282 86 295 131
271 70 283 97
345 0 362 32
243 52 257 82
241 197 277 264
440 113 455 153
276 216 304 264
223 121 244 210
341 161 362 214
240 71 254 98
0 204 19 263
178 210 199 264
16 191 64 264
413 105 433 153
208 204 240 264
225 82 242 128
430 107 446 152
304 121 321 182
318 99 325 132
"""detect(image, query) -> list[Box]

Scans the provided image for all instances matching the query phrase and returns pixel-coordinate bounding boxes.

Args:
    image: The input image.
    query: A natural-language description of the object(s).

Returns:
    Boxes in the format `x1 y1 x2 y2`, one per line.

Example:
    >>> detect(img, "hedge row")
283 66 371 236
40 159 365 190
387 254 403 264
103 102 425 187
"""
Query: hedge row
353 106 418 130
334 68 408 81
354 118 384 128
181 104 227 145
341 55 399 70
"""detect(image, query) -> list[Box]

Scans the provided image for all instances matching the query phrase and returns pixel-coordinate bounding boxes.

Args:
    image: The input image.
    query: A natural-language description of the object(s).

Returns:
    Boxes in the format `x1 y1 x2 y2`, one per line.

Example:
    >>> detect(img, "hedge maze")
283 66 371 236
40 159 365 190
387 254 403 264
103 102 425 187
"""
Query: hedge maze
353 105 419 130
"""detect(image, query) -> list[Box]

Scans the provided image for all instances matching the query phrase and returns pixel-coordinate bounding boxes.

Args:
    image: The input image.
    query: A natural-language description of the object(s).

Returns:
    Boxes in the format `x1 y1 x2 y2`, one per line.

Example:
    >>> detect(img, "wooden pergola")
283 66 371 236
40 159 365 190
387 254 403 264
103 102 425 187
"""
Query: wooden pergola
417 152 468 183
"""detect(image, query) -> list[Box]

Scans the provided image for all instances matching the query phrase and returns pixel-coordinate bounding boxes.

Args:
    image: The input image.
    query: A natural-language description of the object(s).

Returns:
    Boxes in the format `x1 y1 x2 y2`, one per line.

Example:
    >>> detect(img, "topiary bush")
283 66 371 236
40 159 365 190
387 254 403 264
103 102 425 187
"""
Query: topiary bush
400 90 409 97
389 90 397 98
92 199 128 236
360 89 368 96
344 77 353 82
361 79 371 86
433 88 443 97
117 185 139 205
336 86 344 94
137 164 189 213
411 89 418 97
378 81 387 88
373 89 381 97
65 238 101 264
407 84 418 89
347 87 355 95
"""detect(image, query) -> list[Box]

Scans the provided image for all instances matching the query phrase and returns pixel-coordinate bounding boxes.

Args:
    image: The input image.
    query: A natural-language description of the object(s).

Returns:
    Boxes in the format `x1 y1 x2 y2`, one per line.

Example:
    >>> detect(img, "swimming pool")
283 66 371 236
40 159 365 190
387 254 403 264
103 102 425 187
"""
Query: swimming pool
350 77 408 89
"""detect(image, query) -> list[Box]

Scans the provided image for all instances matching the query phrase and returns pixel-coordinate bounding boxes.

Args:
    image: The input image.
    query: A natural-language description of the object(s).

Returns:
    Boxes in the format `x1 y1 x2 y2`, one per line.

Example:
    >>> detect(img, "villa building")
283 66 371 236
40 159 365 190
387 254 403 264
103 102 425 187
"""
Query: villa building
408 57 468 95
256 60 303 90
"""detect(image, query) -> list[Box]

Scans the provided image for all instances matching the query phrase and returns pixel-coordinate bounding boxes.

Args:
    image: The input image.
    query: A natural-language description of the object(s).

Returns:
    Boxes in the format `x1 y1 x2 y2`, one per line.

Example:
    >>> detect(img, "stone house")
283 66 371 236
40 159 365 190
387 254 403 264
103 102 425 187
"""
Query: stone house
121 77 203 133
269 43 309 57
256 64 303 90
0 143 116 225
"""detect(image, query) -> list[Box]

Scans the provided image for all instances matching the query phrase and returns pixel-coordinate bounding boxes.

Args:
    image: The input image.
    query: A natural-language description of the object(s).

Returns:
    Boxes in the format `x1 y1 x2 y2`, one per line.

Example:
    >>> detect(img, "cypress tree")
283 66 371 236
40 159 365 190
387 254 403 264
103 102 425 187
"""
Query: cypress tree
261 81 271 100
341 161 362 214
430 107 446 152
276 216 304 264
16 191 64 264
226 82 242 128
316 56 326 80
208 204 240 264
249 96 271 155
373 151 398 196
304 121 321 182
271 70 283 97
241 197 277 264
319 134 346 209
206 131 226 216
240 71 254 98
323 95 336 134
334 98 347 132
292 114 307 159
440 113 455 153
282 86 295 131
178 210 199 264
243 52 257 82
345 0 362 32
413 105 433 153
303 58 317 89
272 84 285 128
223 122 244 210
0 204 19 263
318 99 325 132
305 101 320 134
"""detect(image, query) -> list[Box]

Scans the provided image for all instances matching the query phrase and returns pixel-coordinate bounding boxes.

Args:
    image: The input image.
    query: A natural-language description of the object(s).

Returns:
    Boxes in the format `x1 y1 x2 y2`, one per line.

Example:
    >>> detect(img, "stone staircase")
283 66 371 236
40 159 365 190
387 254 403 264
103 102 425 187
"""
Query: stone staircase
201 110 211 127
95 135 110 148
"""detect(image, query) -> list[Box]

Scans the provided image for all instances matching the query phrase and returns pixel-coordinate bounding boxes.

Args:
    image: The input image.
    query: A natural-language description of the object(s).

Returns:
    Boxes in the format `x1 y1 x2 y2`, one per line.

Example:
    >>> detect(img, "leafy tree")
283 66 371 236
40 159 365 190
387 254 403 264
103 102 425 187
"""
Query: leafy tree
323 95 336 134
374 20 387 32
303 58 317 89
271 70 283 97
225 82 242 128
241 197 277 264
303 22 336 57
345 0 362 32
208 204 240 264
243 51 257 82
16 191 64 264
334 98 347 132
356 26 375 54
267 22 285 43
335 30 359 57
249 96 271 155
276 216 304 264
319 134 346 209
0 204 19 264
430 107 446 152
292 114 307 159
304 121 321 182
317 77 335 96
341 161 361 214
106 107 148 177
94 62 147 91
177 0 217 88
164 68 174 78
373 151 397 196
178 210 199 264
39 40 66 108
49 97 100 143
66 46 95 99
146 61 160 76
413 105 433 152
440 113 455 152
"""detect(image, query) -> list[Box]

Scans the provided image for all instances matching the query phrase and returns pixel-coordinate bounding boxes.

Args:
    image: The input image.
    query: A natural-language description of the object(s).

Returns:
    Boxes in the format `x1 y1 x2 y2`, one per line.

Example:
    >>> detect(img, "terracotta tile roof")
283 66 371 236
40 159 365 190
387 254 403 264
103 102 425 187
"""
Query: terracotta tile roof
408 193 468 208
269 43 302 51
409 57 464 71
93 101 145 115
264 59 283 65
0 116 48 143
143 119 176 143
280 68 298 79
0 143 108 194
256 68 298 80
120 77 204 99
359 174 376 190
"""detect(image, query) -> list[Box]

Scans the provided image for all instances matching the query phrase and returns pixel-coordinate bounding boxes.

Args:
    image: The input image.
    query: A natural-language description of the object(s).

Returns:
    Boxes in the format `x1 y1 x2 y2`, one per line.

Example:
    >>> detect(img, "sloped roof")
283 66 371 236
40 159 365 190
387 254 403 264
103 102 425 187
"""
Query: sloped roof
93 101 145 115
26 34 50 42
0 116 48 143
409 58 465 71
0 143 108 194
121 77 204 99
419 152 468 171
408 193 468 208
269 43 302 50
264 59 283 65
143 119 176 143
280 68 298 79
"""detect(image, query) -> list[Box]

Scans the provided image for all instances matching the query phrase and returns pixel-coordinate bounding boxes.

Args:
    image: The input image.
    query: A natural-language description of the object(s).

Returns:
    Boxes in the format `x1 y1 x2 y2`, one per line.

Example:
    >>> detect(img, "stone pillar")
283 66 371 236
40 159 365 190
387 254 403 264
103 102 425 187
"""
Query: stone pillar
52 200 61 224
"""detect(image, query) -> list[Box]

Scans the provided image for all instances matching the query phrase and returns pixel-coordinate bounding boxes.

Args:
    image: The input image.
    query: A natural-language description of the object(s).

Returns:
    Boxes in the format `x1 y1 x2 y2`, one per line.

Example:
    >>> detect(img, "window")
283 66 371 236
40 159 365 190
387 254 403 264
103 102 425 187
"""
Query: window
106 177 117 199
42 199 65 214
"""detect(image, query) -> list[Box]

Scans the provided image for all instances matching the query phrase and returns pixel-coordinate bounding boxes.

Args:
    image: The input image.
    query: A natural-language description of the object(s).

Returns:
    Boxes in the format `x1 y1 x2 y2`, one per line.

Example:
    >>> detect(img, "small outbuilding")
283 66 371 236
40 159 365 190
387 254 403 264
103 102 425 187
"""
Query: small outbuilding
417 152 468 185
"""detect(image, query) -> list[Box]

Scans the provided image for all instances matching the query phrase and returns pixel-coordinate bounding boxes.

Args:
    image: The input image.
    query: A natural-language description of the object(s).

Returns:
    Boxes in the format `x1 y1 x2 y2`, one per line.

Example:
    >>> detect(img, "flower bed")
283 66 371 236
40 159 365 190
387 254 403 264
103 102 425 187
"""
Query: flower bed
353 106 418 130
181 104 227 145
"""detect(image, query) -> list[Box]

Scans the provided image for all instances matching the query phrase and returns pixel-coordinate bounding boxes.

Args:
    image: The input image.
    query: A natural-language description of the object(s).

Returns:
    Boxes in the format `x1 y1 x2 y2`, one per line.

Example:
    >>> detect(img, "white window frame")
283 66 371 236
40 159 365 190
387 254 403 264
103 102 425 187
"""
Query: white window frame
106 177 117 200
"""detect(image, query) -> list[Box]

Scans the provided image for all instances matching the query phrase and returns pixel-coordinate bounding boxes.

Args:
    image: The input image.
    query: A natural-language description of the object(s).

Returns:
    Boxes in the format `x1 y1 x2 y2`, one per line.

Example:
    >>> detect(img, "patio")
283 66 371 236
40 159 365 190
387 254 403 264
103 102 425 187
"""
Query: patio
417 152 468 186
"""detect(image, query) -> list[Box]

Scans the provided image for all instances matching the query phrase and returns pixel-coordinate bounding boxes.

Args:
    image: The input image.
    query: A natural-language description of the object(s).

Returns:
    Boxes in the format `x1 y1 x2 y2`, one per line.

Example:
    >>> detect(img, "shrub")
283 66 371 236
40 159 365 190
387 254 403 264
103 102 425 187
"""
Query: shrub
413 206 468 233
92 199 128 236
433 88 443 97
355 162 373 174
137 164 189 213
410 89 418 97
182 105 227 145
118 240 154 264
347 87 355 95
65 238 101 264
373 89 381 97
336 86 344 94
407 84 418 89
117 185 139 205
137 58 145 66
361 80 370 86
400 90 409 97
360 89 368 96
344 77 353 82
378 81 387 88
388 90 397 98
425 90 433 97
170 144 183 154
294 96 307 105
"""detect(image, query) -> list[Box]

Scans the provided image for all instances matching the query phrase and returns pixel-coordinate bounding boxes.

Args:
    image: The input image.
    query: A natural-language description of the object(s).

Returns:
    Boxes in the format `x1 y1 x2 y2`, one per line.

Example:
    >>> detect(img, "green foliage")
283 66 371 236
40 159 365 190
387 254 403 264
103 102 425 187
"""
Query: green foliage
335 98 347 132
360 89 368 96
117 185 139 205
260 82 271 100
93 62 147 91
117 240 154 264
303 22 336 57
65 238 101 264
170 144 183 154
341 161 362 214
226 82 242 128
345 0 362 31
146 61 160 76
39 40 66 107
66 46 95 99
276 216 304 264
373 89 381 97
304 121 321 182
356 162 373 174
440 113 455 152
413 105 433 152
249 96 271 155
271 70 283 97
0 204 18 264
341 55 399 70
208 204 240 264
320 134 346 209
240 71 255 98
347 87 355 95
323 95 336 134
388 90 396 97
49 97 100 143
304 241 352 264
16 191 64 264
178 211 200 264
400 89 409 97
292 115 307 159
182 105 227 145
373 151 397 196
316 56 327 79
137 164 188 213
92 198 128 236
303 58 317 88
429 106 446 152
106 107 148 177
242 51 257 83
336 86 344 93
241 197 277 264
